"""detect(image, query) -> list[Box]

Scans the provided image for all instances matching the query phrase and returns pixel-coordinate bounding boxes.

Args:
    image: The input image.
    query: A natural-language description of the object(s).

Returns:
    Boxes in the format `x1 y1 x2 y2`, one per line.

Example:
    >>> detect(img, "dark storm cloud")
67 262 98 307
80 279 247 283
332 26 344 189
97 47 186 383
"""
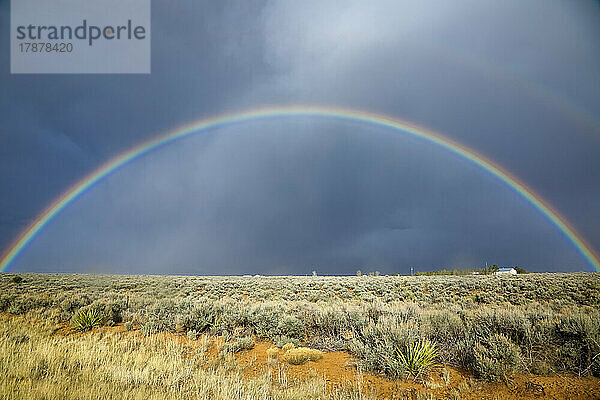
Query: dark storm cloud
0 0 270 247
2 0 599 274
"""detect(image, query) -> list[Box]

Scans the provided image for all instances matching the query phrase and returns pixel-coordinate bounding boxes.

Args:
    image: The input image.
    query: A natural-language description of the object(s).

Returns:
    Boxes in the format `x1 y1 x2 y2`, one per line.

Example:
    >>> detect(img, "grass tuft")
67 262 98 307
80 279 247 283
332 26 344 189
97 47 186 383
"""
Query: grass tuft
266 346 279 360
283 347 323 365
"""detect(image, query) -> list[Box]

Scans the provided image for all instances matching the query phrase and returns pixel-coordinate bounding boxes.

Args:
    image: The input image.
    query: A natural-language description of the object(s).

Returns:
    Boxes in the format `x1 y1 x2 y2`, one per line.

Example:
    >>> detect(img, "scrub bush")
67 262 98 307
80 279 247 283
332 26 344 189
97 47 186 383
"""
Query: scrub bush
282 342 295 352
187 329 200 340
277 315 306 340
1 272 599 381
224 336 254 353
468 334 522 382
141 321 159 336
283 347 323 365
266 346 279 360
274 335 301 348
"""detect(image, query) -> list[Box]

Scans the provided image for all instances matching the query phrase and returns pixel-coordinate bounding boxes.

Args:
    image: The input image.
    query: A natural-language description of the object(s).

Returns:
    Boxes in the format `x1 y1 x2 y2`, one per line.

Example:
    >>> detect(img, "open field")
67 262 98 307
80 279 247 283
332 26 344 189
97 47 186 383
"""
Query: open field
1 273 599 399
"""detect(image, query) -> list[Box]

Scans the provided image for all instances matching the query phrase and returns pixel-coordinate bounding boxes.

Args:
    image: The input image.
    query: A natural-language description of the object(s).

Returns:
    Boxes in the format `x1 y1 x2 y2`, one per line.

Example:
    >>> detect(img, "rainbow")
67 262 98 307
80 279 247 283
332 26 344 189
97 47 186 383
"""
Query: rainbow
1 106 598 271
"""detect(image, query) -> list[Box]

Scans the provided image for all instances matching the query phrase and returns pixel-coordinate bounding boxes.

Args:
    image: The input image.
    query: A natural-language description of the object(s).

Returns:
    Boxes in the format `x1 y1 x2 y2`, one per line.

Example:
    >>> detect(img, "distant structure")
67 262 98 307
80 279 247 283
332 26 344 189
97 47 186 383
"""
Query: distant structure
495 267 517 275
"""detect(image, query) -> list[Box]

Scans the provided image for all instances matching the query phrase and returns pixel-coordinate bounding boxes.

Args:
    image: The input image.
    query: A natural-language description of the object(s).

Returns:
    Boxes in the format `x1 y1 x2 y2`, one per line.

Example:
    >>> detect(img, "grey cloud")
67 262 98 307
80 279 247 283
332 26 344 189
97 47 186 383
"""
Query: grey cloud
2 0 599 274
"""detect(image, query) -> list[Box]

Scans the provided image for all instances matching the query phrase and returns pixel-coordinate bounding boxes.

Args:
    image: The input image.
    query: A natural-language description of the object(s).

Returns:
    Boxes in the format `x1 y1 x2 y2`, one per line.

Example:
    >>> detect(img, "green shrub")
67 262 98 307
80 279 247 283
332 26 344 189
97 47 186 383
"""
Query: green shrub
394 339 440 380
423 310 466 362
277 316 306 340
142 299 178 332
187 329 200 340
218 301 250 332
470 308 531 343
94 300 124 323
178 300 217 332
6 295 50 315
530 360 552 375
141 321 159 336
0 295 14 312
274 335 301 348
249 303 282 337
349 318 420 378
224 336 254 353
10 275 23 284
554 313 600 375
58 295 92 318
306 334 347 351
469 334 521 382
71 308 104 331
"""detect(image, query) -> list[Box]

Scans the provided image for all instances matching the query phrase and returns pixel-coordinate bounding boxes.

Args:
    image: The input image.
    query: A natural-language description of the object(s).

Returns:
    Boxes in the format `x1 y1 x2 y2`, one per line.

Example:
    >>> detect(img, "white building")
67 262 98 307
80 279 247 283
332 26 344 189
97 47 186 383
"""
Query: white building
495 267 517 275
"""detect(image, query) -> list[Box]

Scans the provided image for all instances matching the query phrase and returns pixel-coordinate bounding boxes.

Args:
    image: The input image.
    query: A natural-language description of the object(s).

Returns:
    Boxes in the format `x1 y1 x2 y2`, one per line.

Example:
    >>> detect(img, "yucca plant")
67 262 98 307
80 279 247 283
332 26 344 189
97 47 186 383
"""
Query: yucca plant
72 308 104 331
395 339 440 380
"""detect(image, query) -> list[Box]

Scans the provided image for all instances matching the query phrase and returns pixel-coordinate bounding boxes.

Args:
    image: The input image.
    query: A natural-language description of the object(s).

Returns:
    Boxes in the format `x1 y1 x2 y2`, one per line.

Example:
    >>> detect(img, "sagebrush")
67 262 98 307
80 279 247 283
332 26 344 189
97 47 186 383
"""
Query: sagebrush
1 272 599 382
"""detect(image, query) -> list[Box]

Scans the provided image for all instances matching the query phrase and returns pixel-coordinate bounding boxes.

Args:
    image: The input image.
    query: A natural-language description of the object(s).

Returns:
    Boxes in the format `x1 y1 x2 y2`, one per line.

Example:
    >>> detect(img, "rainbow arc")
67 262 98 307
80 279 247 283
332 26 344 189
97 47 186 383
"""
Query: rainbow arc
1 106 598 271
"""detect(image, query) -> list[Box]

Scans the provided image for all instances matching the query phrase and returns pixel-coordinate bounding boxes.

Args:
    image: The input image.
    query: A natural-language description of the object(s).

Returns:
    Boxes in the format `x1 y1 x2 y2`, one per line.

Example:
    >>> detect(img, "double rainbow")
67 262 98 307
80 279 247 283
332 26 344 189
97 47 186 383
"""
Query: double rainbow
1 106 598 271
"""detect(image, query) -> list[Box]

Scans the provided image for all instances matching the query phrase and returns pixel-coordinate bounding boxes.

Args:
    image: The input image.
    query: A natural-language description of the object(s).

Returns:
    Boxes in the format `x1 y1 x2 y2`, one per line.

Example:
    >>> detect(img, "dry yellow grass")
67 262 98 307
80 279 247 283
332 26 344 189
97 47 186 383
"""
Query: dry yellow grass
283 347 324 365
282 342 296 352
266 346 279 360
0 313 368 400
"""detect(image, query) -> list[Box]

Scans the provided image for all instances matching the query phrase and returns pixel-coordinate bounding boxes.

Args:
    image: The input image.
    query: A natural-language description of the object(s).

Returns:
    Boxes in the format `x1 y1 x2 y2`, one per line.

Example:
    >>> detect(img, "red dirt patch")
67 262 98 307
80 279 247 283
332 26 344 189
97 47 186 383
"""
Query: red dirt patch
46 321 600 400
235 341 600 400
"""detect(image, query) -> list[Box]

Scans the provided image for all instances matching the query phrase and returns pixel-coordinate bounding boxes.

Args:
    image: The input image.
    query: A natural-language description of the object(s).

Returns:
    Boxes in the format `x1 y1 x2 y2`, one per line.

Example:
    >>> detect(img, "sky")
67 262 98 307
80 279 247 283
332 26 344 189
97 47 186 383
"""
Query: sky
1 0 599 275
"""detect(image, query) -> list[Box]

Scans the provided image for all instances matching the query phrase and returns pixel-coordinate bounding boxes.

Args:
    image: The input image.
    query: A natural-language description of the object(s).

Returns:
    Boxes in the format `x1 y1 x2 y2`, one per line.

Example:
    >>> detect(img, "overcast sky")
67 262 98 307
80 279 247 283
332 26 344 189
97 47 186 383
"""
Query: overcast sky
1 0 599 274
